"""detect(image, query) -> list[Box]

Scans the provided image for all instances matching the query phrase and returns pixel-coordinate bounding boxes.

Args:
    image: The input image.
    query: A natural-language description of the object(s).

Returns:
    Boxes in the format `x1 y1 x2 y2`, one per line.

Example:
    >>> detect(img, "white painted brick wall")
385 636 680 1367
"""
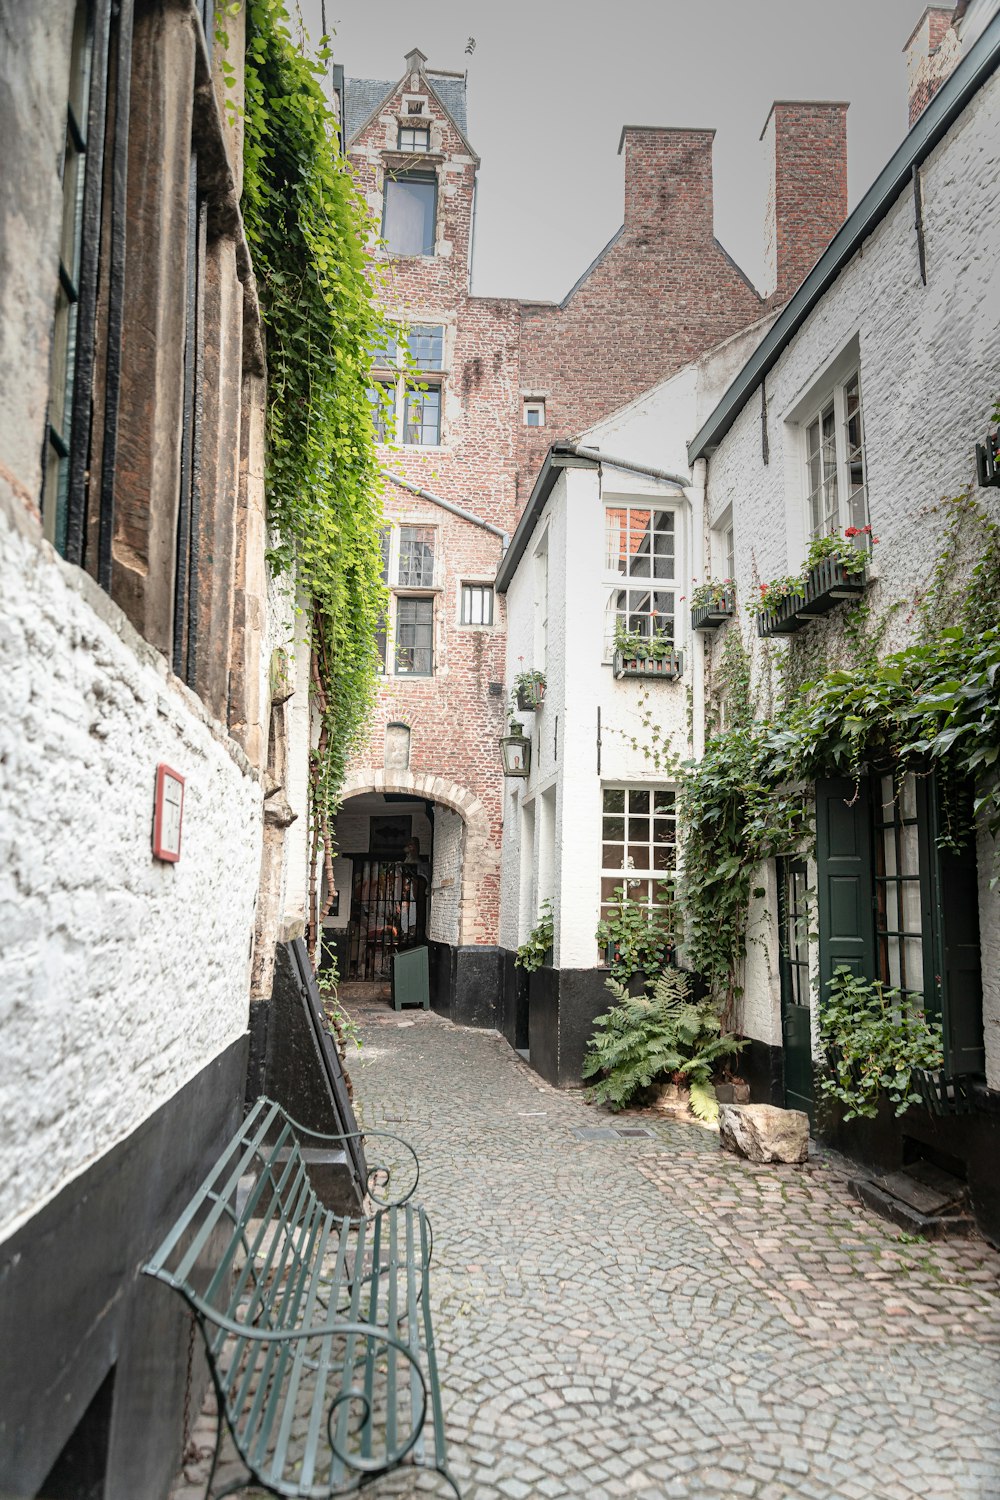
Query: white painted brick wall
429 807 463 944
0 503 263 1241
705 72 1000 1075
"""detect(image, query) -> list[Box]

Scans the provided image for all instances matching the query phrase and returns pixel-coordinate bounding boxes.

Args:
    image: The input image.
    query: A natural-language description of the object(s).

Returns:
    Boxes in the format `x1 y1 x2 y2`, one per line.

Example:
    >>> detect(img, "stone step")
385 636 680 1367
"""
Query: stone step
849 1162 974 1240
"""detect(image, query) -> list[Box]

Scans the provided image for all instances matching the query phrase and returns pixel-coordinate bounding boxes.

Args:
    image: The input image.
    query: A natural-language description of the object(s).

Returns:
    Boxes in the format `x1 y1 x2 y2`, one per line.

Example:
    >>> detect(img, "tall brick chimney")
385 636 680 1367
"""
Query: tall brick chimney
617 126 717 244
904 7 960 128
761 101 849 305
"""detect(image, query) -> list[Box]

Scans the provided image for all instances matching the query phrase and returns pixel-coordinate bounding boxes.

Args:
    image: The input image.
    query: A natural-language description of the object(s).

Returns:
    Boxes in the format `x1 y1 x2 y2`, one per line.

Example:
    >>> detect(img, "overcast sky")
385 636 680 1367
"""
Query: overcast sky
297 0 931 301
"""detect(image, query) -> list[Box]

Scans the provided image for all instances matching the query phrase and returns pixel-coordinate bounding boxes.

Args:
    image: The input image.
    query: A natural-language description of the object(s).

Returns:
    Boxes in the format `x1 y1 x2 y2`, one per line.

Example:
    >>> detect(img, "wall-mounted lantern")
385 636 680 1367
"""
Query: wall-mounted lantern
977 432 1000 488
500 724 530 777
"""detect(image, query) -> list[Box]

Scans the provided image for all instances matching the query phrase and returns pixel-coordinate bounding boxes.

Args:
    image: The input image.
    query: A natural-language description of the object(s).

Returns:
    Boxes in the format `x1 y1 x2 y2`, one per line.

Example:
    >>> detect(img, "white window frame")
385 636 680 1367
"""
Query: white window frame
377 523 441 679
523 399 545 427
800 367 869 541
599 784 678 926
602 500 679 662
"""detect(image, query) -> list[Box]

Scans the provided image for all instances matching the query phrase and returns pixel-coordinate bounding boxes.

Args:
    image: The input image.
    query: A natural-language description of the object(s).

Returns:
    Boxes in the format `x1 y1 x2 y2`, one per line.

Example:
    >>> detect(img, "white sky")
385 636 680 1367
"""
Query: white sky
296 0 932 301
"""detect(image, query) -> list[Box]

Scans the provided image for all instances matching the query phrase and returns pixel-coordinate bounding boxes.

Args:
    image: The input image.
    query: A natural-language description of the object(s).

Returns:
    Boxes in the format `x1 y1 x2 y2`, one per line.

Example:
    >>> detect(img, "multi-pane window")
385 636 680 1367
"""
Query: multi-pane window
874 773 924 1002
778 859 811 1009
461 583 494 626
524 400 545 427
397 525 435 587
600 787 677 922
604 508 676 650
804 370 868 540
369 325 444 444
43 0 94 555
407 325 444 370
398 125 431 151
395 597 434 676
725 523 735 583
404 386 441 446
383 171 437 256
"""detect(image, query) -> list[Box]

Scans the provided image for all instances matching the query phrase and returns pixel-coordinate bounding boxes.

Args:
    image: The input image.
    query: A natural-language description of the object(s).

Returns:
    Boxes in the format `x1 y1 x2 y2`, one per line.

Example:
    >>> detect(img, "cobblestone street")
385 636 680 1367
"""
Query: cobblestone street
177 1003 1000 1500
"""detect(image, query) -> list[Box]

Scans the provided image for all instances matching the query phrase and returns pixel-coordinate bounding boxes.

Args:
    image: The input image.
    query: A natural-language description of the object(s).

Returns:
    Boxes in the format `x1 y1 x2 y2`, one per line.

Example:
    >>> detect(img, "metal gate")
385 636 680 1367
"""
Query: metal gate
347 860 423 982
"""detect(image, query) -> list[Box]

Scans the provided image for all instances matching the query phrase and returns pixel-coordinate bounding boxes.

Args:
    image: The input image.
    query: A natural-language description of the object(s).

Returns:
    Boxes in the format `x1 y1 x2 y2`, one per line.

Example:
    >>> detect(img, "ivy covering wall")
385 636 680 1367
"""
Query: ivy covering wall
241 0 387 813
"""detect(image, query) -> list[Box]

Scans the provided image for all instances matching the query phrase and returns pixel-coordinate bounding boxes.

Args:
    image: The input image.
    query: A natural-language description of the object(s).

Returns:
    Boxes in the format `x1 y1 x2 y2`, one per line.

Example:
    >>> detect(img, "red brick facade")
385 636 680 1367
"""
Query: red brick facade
905 7 959 128
341 52 850 950
761 103 849 306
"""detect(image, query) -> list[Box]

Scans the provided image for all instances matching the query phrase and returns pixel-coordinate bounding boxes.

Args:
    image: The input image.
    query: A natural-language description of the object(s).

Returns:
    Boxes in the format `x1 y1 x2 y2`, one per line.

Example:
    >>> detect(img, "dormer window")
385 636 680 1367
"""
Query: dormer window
383 170 437 256
398 125 430 152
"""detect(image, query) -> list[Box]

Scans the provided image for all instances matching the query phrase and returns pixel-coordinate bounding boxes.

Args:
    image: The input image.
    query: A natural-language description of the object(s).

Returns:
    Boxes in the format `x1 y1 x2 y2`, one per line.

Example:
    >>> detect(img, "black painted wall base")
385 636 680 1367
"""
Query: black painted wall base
817 1085 1000 1248
741 1037 785 1107
427 941 503 1029
0 1038 248 1500
523 962 612 1088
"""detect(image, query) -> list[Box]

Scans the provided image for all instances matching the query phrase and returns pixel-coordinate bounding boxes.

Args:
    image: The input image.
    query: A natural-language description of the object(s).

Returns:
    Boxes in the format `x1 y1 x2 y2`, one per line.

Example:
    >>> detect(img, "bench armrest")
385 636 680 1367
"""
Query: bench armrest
268 1104 421 1208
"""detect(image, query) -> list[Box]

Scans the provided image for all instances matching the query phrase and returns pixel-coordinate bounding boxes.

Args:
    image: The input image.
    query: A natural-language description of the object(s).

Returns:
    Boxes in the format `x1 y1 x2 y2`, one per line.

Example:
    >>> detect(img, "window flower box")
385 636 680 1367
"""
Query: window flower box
691 592 735 631
613 648 684 681
513 668 545 711
755 558 867 638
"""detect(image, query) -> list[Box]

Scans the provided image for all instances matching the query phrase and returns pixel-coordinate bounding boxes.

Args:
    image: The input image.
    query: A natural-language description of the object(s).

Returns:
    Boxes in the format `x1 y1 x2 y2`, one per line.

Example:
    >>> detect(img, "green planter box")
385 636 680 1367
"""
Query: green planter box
691 593 735 631
612 649 683 681
756 559 867 638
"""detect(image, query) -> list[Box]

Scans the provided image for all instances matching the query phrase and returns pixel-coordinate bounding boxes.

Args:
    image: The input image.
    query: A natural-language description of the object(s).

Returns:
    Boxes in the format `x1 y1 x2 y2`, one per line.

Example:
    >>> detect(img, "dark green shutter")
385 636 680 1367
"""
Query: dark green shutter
816 777 875 995
925 776 985 1077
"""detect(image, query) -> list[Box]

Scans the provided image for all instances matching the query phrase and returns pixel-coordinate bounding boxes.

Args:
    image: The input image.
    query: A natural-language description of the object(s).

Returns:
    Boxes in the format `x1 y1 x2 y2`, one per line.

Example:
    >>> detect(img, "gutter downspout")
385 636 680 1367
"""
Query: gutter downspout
558 443 689 488
381 469 510 548
689 457 708 762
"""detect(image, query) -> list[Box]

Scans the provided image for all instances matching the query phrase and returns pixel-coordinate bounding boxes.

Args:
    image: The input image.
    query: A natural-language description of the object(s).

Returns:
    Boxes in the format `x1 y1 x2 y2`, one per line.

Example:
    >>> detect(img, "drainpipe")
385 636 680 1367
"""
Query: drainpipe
381 469 509 548
557 442 689 489
689 457 708 761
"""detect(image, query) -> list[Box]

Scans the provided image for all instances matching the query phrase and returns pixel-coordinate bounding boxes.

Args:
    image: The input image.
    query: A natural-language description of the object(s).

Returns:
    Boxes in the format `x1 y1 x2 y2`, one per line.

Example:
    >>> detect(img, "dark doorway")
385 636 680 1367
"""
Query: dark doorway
348 857 429 981
777 857 813 1118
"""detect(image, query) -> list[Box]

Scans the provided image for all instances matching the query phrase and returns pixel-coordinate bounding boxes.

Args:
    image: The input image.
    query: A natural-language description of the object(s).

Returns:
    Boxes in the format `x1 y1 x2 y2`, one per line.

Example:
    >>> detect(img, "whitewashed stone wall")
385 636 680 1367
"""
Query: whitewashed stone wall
0 497 263 1241
429 807 464 945
705 69 1000 1074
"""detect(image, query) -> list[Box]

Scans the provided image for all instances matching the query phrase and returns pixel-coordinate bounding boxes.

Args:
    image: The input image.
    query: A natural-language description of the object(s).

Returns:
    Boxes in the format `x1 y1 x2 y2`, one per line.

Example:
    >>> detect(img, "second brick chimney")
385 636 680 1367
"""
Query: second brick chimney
618 126 717 245
904 7 960 128
761 101 849 305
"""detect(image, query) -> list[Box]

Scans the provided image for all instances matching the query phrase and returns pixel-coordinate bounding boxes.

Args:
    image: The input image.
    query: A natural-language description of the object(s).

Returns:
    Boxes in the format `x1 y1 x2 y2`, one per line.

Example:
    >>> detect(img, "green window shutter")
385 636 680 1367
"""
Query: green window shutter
816 777 875 994
924 776 985 1077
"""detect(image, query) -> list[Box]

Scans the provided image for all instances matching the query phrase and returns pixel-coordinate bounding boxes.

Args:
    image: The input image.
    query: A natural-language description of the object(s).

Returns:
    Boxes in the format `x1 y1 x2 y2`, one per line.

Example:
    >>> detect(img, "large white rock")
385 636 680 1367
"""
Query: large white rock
718 1103 809 1164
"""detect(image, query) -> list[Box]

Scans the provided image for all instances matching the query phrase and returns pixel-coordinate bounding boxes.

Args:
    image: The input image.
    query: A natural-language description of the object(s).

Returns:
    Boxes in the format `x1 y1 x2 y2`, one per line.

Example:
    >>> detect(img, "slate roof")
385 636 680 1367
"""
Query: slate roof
345 71 468 143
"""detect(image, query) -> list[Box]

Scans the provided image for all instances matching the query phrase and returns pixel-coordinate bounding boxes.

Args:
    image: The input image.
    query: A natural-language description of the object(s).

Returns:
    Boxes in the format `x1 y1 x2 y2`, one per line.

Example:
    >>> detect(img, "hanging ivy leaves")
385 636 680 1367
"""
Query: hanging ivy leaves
242 0 387 811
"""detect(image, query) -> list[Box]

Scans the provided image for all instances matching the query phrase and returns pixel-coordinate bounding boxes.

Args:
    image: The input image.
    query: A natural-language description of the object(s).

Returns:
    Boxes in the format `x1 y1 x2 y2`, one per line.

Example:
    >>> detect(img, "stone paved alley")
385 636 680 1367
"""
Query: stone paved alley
176 1003 1000 1500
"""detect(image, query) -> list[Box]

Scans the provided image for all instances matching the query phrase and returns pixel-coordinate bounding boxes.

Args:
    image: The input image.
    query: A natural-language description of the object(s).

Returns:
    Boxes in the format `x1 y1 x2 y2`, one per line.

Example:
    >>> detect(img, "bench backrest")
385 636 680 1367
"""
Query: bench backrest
145 1097 331 1332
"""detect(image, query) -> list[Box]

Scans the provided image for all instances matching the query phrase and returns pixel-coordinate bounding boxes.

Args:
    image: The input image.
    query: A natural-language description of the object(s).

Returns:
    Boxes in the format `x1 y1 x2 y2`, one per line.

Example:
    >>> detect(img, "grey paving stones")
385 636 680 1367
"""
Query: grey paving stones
172 1003 1000 1500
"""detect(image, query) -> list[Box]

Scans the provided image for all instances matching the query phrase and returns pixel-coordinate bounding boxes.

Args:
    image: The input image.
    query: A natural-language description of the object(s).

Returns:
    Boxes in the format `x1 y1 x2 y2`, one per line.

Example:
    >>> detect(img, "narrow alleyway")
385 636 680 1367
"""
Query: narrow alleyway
177 1004 1000 1500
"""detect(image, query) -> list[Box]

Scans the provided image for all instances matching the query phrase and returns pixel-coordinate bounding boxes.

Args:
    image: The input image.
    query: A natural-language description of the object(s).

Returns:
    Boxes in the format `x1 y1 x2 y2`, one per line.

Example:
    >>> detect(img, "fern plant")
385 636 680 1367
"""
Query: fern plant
582 968 744 1121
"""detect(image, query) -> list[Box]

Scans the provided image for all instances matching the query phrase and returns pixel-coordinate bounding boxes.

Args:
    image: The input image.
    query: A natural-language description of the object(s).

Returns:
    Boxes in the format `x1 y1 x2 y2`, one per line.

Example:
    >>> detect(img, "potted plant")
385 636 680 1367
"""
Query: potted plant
750 527 875 638
513 665 546 711
689 578 736 631
611 624 683 681
818 966 944 1121
515 899 554 971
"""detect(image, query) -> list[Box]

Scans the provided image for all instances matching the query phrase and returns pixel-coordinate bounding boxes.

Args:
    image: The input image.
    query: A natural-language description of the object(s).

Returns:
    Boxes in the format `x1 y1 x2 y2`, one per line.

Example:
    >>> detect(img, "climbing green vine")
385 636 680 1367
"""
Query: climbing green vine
240 2 389 942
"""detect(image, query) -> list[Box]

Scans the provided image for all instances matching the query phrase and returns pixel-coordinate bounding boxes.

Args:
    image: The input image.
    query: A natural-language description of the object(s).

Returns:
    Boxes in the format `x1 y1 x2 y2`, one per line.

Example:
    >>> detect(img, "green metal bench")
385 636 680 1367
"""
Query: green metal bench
144 1097 460 1498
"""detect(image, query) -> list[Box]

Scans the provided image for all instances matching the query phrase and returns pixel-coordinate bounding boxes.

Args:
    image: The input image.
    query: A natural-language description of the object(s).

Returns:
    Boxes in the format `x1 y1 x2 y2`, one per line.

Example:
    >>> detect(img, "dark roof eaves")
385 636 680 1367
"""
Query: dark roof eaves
495 447 599 593
688 11 1000 465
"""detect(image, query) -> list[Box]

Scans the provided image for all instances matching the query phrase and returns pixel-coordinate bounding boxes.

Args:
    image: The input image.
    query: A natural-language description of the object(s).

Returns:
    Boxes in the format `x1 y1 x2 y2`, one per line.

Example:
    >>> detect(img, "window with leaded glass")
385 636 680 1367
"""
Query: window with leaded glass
397 526 435 587
404 385 441 445
367 382 394 442
874 772 924 1002
460 583 493 626
603 506 675 653
600 787 676 923
407 325 444 370
398 125 431 151
395 597 434 675
43 0 94 556
804 370 868 541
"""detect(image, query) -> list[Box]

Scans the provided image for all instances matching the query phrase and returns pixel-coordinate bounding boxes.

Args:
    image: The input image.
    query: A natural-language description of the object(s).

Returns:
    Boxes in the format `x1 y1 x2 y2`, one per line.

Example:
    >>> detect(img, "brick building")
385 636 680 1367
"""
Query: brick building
331 47 850 1023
